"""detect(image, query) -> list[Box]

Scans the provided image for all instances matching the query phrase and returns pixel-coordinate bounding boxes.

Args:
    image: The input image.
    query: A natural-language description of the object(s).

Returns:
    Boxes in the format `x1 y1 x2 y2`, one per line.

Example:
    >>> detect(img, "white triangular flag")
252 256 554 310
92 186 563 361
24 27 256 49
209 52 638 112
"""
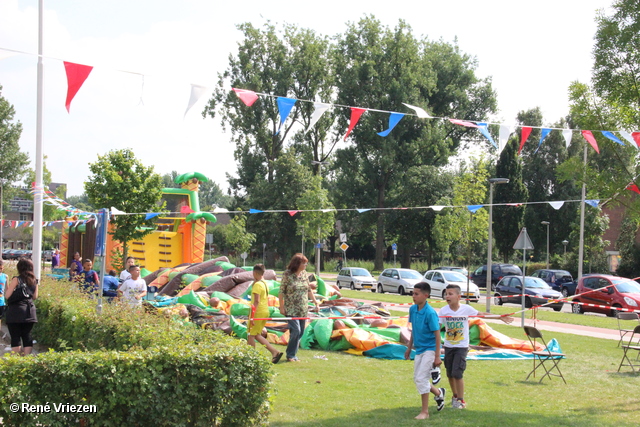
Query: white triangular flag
110 207 126 216
304 103 331 134
431 205 445 211
562 129 573 149
403 103 432 119
213 207 229 214
498 125 514 153
548 201 564 210
184 84 209 118
619 131 638 148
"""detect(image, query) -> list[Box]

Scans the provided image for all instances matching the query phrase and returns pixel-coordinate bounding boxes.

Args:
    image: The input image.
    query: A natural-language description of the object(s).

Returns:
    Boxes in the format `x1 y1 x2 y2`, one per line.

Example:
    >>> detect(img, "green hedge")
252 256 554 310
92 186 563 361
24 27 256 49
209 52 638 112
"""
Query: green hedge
0 278 272 426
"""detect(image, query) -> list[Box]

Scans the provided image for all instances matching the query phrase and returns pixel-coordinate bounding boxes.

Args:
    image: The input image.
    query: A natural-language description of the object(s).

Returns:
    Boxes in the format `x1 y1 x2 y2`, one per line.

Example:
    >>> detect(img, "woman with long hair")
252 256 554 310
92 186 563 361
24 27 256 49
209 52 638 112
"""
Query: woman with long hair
4 258 38 356
278 253 319 362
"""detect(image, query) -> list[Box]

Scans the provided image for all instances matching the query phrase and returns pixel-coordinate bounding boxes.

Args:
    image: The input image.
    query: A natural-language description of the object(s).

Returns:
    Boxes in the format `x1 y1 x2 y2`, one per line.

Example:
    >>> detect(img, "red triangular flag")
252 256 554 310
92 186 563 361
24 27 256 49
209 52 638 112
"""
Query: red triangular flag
581 130 600 154
344 108 366 141
632 132 640 148
287 210 299 217
180 205 195 214
519 127 532 155
626 184 640 195
232 88 259 107
64 61 93 112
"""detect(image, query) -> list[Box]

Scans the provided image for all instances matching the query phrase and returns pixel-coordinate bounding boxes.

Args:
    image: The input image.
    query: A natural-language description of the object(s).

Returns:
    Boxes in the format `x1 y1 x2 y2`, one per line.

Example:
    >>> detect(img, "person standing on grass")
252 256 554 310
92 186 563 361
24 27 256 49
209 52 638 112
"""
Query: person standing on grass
118 265 147 307
4 258 38 356
440 284 513 409
0 260 7 334
248 264 283 364
405 282 445 419
71 252 83 277
278 253 320 362
51 249 59 270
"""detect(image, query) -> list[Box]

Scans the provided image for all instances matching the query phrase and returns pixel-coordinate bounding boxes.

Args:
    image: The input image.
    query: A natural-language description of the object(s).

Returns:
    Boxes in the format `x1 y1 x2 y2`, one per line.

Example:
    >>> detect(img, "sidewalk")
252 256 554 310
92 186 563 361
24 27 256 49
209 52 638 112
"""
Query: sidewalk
353 297 621 341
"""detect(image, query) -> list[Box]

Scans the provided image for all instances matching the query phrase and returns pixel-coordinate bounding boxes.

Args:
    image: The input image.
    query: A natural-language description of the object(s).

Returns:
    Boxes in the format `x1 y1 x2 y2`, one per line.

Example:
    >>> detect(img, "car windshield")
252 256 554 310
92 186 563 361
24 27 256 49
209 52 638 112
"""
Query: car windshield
351 268 371 277
524 277 551 289
613 280 640 294
443 272 467 282
400 270 422 279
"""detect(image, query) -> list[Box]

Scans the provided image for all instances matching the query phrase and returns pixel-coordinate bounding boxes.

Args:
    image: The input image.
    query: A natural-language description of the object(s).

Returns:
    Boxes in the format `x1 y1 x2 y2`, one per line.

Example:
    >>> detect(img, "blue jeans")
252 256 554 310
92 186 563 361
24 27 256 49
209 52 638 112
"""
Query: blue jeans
286 319 306 360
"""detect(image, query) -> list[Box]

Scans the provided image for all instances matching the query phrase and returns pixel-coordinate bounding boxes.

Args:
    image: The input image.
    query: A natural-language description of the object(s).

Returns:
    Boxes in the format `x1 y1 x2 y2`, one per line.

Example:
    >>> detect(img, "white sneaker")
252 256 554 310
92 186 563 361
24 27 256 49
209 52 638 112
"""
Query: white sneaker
451 398 460 409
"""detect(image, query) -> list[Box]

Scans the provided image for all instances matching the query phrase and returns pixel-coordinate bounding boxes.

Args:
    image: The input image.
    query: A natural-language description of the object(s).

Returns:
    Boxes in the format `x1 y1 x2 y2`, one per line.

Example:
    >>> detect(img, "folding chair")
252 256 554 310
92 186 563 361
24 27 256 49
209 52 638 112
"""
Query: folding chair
617 325 640 373
616 312 640 347
523 326 567 384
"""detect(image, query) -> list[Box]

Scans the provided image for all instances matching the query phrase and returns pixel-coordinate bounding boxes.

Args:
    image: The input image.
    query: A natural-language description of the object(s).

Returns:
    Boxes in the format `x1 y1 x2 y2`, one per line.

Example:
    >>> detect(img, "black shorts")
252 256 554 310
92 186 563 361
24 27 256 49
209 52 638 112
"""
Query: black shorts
0 306 5 317
444 347 469 379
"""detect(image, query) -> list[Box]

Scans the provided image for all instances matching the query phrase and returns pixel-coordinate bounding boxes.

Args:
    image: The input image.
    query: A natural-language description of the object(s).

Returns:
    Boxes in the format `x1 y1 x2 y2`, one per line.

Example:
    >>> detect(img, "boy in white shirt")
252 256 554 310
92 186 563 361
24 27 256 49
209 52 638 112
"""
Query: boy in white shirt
118 265 147 307
439 284 513 409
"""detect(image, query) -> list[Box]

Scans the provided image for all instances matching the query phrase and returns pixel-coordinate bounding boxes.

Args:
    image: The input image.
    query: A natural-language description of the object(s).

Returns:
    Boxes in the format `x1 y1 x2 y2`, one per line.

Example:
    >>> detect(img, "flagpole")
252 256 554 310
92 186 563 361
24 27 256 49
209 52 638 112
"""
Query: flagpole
577 142 587 280
32 0 44 280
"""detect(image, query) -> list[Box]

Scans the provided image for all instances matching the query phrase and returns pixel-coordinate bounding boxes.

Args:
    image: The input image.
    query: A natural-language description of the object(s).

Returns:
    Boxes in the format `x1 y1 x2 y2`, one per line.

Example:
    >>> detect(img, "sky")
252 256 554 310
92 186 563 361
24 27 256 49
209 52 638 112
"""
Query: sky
0 0 614 197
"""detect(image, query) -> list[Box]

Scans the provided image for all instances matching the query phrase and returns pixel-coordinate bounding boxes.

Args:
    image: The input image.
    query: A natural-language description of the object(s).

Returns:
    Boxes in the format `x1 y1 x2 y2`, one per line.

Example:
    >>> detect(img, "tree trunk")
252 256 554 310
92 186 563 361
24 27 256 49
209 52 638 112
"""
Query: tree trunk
374 185 385 271
400 245 411 268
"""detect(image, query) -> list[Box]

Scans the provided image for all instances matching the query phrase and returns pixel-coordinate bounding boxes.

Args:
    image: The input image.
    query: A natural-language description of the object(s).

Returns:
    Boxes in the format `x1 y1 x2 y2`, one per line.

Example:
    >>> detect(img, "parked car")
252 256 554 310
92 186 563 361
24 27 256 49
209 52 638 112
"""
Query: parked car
531 269 577 297
571 274 640 317
1 249 10 260
423 270 480 302
471 263 523 290
377 268 423 295
336 267 377 291
5 249 22 260
42 250 53 262
493 276 564 311
434 266 469 277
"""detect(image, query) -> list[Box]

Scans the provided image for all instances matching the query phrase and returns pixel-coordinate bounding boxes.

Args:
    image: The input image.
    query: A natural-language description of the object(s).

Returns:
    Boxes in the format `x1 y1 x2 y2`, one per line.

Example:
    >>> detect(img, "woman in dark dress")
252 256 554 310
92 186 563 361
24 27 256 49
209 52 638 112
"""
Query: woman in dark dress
4 258 38 356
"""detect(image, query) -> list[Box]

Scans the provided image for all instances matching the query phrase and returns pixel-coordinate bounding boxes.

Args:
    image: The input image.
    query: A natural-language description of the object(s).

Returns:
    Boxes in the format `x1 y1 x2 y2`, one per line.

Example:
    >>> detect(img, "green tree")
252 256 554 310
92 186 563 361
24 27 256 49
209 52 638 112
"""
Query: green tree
333 16 496 270
0 85 29 210
433 158 489 269
296 175 336 265
493 138 528 262
66 193 94 213
224 211 256 265
84 149 164 259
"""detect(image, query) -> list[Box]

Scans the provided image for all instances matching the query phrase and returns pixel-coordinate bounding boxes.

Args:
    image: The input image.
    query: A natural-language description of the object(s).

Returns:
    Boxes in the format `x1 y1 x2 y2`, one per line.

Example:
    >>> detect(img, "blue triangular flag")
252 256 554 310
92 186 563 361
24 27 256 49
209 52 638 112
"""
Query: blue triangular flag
356 209 371 213
585 200 600 207
467 205 483 213
249 209 264 214
275 97 297 135
534 128 552 154
377 113 405 137
145 213 160 220
477 123 497 148
601 131 625 146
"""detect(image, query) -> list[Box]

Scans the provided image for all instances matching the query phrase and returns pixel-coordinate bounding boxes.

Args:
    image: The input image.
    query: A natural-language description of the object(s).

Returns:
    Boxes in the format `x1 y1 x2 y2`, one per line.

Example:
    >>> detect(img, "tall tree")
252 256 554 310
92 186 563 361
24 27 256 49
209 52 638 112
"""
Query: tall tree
295 175 336 264
0 85 29 210
84 149 164 259
334 16 496 270
493 138 528 262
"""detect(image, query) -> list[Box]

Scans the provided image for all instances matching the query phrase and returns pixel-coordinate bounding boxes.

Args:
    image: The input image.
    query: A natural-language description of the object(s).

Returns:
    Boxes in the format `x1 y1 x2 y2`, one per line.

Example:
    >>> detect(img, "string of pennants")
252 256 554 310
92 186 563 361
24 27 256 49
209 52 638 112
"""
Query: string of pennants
3 46 640 153
232 88 640 155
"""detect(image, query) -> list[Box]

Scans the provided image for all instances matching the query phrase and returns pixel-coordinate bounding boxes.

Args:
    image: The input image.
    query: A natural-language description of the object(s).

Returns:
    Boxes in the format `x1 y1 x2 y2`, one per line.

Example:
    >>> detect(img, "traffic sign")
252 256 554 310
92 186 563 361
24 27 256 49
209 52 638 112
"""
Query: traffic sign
392 243 397 250
513 227 534 250
340 233 347 242
315 243 322 249
340 243 349 251
241 252 248 260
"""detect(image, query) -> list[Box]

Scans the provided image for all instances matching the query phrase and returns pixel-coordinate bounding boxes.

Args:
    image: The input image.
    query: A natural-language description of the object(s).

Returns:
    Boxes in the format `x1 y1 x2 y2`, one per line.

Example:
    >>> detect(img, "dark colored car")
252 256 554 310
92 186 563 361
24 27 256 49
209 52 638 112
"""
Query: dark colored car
1 249 10 260
493 276 564 311
531 269 577 297
5 249 22 260
471 263 523 290
572 274 640 317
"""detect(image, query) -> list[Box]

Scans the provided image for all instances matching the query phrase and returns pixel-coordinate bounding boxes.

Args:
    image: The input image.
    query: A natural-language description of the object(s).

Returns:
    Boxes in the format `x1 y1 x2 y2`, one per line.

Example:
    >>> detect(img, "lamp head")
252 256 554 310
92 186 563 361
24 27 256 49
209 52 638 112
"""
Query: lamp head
488 178 509 185
541 221 550 225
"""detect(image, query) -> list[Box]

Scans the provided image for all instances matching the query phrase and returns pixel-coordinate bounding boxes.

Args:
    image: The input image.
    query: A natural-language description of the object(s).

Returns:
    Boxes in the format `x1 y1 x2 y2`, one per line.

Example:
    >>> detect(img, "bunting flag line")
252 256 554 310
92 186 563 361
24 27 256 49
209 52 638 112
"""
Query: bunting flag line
63 61 93 112
344 108 366 141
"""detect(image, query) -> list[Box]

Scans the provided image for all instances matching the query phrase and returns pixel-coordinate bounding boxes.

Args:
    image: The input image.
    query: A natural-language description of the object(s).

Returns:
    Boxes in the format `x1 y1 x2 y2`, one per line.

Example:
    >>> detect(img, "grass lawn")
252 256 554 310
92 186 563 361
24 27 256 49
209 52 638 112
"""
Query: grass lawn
265 324 640 426
339 289 626 330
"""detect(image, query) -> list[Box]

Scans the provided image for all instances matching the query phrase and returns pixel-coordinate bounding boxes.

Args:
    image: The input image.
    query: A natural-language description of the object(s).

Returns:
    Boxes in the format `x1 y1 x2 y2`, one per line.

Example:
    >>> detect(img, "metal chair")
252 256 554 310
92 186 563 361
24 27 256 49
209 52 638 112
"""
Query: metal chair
617 325 640 373
616 312 640 347
523 326 567 384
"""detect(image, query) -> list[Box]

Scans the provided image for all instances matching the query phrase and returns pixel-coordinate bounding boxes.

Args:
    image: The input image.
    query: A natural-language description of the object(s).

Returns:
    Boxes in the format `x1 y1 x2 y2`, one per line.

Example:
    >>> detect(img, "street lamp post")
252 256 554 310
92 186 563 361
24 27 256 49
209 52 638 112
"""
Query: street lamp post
562 240 568 264
486 177 509 313
541 221 550 269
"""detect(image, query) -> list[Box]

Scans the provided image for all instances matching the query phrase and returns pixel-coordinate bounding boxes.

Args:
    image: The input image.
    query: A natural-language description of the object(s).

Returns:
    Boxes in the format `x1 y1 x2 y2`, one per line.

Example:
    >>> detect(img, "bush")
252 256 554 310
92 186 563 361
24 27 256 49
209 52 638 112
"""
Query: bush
0 278 272 426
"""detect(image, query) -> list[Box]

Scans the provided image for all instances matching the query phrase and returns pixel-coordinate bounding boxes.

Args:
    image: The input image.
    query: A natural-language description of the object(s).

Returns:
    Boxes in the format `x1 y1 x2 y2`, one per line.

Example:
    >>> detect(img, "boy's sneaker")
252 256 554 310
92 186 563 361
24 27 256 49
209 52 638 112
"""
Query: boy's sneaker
430 366 441 385
434 388 446 411
451 398 460 409
457 399 467 409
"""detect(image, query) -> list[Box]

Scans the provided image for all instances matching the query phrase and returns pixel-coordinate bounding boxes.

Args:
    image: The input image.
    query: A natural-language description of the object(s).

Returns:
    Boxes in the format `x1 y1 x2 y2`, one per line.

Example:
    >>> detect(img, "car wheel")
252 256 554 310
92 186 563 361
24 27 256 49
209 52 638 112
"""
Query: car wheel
610 304 623 318
442 290 447 300
377 284 384 294
553 306 562 312
494 294 503 306
337 281 341 289
399 286 405 295
350 282 355 291
525 297 533 309
572 300 584 314
561 288 569 298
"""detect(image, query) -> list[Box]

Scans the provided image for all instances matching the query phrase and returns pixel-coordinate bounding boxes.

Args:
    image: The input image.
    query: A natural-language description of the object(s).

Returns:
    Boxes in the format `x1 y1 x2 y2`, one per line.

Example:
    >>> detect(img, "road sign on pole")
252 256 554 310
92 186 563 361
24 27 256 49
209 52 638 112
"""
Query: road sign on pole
340 233 347 243
340 243 349 252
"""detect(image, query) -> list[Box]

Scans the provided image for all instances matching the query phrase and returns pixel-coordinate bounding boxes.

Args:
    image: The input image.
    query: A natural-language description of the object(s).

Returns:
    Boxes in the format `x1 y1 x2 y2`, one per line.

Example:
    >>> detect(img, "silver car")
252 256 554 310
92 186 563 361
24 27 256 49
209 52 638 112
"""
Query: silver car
336 267 377 291
424 270 480 302
377 268 423 295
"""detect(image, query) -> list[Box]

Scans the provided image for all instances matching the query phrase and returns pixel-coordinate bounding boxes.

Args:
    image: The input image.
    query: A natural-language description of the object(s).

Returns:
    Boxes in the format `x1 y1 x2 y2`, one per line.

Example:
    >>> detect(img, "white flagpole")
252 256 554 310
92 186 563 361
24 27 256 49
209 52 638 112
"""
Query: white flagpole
32 0 45 280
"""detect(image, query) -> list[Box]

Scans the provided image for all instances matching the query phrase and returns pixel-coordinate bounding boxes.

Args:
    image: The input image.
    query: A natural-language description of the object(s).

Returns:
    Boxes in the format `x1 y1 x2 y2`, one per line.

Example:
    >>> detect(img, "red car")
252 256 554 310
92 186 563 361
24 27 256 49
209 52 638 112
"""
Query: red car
571 274 640 317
